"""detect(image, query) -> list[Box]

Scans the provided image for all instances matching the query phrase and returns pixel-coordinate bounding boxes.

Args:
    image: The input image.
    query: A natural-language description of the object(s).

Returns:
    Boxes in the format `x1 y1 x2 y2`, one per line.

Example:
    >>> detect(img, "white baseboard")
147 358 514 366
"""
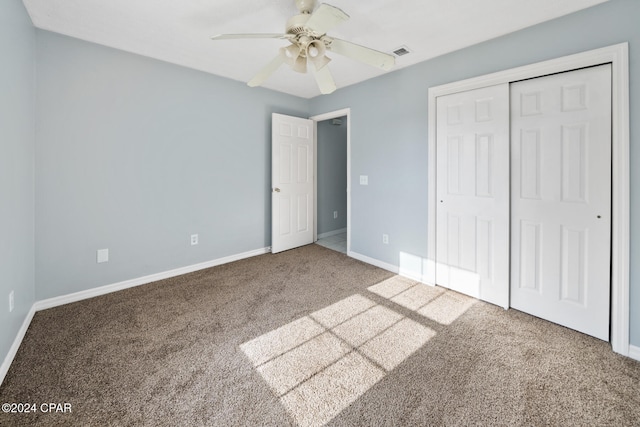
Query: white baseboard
35 247 270 311
348 251 399 275
398 268 433 285
629 345 640 362
348 251 432 285
317 228 347 239
0 305 36 387
1 247 269 387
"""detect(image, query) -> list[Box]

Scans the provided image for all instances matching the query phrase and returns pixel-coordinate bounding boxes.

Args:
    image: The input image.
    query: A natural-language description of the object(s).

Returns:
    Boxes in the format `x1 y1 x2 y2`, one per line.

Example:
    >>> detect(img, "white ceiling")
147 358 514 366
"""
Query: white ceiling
23 0 608 99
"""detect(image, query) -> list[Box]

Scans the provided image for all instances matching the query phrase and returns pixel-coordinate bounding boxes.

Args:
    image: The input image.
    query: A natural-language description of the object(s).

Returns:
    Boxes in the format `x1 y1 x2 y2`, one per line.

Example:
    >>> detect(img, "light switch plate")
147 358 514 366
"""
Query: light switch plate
359 175 368 185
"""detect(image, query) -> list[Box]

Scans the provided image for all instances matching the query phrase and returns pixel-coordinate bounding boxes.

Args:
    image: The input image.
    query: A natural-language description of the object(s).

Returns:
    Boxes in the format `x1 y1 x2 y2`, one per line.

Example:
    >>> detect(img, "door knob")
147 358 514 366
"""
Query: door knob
274 188 281 192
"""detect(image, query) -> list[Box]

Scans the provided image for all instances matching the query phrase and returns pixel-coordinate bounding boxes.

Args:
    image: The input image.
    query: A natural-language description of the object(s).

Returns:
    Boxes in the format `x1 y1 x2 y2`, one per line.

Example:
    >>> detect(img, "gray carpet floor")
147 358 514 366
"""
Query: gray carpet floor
1 244 639 426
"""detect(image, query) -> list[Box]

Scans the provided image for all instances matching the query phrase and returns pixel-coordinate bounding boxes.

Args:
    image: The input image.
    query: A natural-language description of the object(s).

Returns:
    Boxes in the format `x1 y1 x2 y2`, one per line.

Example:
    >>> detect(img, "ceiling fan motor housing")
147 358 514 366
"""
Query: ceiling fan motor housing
286 13 311 35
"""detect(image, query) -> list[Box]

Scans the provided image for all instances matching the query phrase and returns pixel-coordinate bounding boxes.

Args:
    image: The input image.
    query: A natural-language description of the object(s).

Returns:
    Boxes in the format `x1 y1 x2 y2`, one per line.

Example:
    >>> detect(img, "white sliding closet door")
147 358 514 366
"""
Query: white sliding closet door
510 64 612 340
436 83 510 308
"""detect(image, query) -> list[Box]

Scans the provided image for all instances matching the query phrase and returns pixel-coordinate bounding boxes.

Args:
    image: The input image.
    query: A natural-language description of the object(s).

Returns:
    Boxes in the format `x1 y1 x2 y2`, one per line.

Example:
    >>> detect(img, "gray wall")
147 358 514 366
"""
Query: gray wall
35 32 309 300
0 0 36 373
309 0 640 346
317 117 347 235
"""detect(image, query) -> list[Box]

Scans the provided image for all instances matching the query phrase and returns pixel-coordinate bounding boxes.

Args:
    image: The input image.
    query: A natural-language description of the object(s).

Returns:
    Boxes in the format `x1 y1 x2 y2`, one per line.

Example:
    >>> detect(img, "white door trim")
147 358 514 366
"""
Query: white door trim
310 108 351 254
427 43 630 356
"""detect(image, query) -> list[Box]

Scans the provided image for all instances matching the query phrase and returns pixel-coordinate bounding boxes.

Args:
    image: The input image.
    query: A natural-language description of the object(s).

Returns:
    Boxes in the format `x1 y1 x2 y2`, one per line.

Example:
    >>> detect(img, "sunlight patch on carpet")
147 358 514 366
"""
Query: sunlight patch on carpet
240 317 325 366
417 290 477 325
368 277 477 325
240 293 435 427
329 305 403 347
360 318 436 370
256 332 350 396
280 352 385 427
310 294 376 328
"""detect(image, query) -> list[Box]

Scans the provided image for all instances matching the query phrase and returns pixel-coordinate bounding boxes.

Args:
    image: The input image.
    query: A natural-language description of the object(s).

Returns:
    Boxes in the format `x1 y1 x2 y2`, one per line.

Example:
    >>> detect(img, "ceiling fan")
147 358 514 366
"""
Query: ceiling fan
211 0 395 94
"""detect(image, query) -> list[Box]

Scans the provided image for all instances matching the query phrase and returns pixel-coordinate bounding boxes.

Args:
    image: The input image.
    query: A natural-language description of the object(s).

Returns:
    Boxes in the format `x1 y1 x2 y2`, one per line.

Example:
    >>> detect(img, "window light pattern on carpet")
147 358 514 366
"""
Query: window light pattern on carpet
240 276 476 426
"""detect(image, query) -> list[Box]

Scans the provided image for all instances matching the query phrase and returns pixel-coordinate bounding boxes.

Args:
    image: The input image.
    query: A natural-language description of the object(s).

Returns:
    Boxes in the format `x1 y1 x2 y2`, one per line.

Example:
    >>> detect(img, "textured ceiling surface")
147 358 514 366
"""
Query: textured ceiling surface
23 0 608 98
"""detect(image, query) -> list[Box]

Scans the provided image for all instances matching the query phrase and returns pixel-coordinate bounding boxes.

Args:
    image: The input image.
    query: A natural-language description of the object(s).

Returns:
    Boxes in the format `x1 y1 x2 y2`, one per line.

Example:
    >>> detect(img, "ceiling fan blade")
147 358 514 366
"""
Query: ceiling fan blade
328 38 395 71
304 4 349 35
247 54 286 87
211 33 293 40
312 66 337 94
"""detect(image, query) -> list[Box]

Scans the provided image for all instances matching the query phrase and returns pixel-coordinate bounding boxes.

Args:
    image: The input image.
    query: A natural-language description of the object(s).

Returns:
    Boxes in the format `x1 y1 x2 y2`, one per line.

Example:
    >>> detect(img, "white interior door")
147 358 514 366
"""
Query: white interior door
436 83 510 307
510 64 612 340
272 113 314 254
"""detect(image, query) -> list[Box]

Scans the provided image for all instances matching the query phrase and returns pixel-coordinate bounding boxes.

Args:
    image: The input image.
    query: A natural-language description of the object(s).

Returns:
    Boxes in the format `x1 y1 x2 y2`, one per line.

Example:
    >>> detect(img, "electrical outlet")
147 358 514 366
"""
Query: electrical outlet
359 175 368 185
191 234 199 245
382 234 389 244
9 290 14 312
97 249 109 263
333 211 338 219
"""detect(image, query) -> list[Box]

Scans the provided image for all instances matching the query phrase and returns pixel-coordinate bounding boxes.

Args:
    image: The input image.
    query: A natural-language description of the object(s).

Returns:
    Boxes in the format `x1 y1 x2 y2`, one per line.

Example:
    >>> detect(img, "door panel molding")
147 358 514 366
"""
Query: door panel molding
427 43 630 355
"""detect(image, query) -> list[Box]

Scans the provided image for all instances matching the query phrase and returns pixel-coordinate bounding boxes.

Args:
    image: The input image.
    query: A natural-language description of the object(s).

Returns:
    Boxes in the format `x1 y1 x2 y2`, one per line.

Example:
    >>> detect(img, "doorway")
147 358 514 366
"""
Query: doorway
315 116 348 253
311 108 351 254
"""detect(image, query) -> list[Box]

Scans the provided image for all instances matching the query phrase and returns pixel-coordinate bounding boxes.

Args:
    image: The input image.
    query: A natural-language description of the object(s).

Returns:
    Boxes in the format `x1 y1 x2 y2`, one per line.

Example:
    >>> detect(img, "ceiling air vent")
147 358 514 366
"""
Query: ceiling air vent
391 46 412 57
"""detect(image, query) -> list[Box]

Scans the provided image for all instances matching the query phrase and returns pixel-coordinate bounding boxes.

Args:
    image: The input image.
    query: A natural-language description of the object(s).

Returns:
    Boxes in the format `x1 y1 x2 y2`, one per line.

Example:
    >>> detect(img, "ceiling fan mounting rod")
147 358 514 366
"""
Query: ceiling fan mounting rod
294 0 316 14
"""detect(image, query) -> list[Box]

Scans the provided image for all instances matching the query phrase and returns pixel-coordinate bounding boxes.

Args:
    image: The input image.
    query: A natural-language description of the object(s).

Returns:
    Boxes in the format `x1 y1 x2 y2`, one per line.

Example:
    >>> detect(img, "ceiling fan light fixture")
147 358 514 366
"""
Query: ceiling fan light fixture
280 44 307 73
212 0 395 94
281 44 301 64
292 55 308 73
305 39 330 70
306 39 324 58
311 54 331 71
